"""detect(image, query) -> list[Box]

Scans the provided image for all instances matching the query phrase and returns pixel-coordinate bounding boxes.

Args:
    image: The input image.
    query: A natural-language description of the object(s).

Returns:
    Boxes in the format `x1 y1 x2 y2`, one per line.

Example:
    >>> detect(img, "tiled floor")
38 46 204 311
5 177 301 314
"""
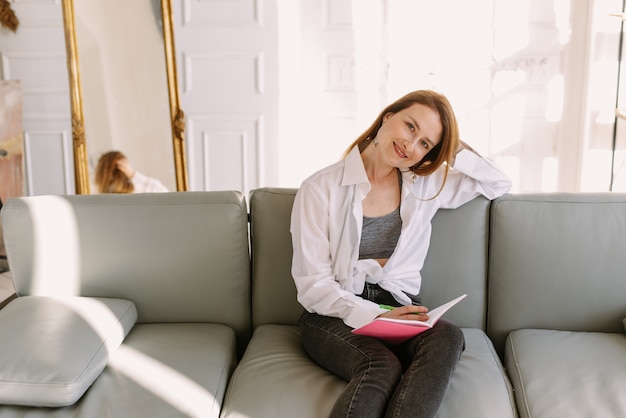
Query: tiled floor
0 270 16 309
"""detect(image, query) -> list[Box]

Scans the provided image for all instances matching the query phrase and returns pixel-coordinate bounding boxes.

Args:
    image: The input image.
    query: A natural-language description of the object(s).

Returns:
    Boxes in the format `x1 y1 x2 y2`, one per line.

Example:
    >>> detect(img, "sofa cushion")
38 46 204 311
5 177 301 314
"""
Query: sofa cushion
436 328 516 418
0 296 137 407
221 324 346 418
0 323 237 418
248 188 302 327
80 323 237 418
221 325 516 418
505 329 626 418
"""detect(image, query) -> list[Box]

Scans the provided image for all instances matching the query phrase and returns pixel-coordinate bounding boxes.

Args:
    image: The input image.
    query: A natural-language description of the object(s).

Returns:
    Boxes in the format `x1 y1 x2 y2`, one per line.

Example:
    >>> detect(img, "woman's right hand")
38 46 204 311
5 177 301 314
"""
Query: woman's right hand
378 305 429 321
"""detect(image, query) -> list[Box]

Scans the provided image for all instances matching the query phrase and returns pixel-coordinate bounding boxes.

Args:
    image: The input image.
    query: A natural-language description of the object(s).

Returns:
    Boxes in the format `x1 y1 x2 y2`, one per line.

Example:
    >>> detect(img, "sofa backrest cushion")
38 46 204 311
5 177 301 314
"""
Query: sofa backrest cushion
249 187 491 330
249 188 301 328
420 196 491 329
1 191 251 345
488 193 626 355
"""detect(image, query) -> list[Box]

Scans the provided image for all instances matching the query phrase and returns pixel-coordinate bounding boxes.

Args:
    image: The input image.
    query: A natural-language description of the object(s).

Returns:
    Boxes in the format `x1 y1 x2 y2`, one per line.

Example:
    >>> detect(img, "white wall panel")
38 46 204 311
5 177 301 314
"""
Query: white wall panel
23 128 74 196
11 0 62 27
326 54 355 91
1 53 70 117
324 0 353 28
21 90 71 116
186 115 261 194
0 52 67 90
182 52 263 98
181 0 260 26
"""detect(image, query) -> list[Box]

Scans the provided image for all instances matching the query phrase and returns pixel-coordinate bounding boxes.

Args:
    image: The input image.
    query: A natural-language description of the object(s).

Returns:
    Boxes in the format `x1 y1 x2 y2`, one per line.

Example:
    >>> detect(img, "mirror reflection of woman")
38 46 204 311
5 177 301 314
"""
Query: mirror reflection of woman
94 150 168 194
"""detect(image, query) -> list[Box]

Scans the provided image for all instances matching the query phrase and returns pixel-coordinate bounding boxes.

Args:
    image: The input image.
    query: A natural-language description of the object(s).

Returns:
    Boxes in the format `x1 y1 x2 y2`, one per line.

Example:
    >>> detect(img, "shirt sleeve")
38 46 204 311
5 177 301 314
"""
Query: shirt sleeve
132 171 169 193
290 181 386 329
436 148 512 209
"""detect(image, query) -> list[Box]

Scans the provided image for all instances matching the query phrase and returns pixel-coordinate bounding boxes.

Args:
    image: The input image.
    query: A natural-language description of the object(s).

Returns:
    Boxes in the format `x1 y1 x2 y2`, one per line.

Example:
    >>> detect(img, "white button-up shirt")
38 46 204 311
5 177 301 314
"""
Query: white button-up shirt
132 171 169 193
290 146 511 329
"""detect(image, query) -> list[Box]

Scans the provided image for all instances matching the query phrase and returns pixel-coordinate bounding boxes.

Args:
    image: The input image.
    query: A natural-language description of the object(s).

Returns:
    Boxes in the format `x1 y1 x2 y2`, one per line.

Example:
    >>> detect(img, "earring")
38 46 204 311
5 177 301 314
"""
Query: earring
373 138 379 147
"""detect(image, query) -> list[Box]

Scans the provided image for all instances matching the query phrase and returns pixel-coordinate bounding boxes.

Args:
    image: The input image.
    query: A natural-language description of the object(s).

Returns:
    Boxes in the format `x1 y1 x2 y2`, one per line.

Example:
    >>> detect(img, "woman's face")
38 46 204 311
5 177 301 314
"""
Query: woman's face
374 103 443 169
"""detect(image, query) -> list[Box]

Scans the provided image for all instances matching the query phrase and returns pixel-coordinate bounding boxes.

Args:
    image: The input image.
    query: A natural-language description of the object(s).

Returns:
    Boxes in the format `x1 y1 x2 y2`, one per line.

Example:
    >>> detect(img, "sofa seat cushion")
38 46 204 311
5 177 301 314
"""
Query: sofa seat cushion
0 296 137 407
221 325 516 418
0 323 237 418
506 329 626 418
221 325 345 418
436 328 516 418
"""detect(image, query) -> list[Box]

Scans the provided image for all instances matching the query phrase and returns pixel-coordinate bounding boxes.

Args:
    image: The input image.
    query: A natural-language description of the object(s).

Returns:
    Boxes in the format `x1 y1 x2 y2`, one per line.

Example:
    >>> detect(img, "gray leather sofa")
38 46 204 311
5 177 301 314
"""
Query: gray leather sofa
0 189 624 417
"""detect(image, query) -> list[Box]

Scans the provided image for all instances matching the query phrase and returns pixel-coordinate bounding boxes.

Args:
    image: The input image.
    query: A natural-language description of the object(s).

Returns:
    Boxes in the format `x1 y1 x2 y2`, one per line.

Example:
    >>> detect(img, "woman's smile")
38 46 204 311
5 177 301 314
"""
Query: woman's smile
393 142 408 159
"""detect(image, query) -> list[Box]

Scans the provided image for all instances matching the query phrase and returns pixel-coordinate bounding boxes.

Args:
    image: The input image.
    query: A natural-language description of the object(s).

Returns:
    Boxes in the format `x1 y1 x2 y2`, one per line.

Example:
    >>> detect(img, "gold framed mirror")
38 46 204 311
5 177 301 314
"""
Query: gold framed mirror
61 0 188 194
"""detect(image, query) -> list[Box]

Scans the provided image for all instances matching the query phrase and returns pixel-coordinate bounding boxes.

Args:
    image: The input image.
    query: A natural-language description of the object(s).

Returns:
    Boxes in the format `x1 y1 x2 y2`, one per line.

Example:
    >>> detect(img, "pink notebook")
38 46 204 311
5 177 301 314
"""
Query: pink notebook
352 294 467 344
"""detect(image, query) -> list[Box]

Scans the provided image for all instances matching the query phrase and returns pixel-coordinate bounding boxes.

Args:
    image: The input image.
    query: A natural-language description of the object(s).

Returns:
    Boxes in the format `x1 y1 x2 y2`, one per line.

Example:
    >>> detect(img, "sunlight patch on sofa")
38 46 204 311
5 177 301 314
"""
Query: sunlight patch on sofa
108 345 219 416
61 297 131 352
25 196 81 295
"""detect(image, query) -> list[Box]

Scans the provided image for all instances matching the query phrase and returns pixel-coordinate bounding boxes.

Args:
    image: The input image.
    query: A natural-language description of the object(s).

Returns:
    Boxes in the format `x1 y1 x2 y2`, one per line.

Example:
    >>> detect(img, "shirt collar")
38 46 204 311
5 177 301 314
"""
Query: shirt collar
400 169 421 198
341 146 369 186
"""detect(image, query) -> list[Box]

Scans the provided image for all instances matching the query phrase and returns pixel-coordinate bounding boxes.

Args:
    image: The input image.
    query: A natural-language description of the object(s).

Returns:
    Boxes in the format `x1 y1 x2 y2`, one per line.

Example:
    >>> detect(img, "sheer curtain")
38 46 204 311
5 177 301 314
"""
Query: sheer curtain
375 0 576 193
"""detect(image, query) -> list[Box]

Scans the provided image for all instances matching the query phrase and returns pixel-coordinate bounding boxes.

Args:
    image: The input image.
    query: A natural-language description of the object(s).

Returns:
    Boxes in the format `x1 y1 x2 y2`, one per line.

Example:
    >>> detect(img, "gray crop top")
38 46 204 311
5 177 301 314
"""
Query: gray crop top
359 206 402 260
359 170 403 260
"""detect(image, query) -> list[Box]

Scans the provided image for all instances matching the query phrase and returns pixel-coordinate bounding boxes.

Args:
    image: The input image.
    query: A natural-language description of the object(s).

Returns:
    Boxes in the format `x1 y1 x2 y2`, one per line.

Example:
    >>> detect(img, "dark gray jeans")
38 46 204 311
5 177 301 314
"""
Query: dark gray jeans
299 285 464 418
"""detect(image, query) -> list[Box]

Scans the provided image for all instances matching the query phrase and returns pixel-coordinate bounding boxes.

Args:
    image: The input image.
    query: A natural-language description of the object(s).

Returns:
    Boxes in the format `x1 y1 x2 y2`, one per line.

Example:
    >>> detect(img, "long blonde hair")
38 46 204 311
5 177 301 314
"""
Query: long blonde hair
94 151 134 194
344 90 460 197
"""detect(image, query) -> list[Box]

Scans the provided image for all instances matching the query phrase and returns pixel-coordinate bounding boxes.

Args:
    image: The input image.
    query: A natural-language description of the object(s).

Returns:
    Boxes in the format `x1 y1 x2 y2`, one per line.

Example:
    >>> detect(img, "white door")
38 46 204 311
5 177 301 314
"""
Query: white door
172 0 280 196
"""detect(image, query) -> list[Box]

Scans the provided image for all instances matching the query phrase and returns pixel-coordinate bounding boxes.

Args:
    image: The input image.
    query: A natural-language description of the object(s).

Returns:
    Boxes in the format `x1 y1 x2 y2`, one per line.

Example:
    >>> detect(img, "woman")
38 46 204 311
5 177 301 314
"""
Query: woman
290 90 511 417
94 150 168 194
